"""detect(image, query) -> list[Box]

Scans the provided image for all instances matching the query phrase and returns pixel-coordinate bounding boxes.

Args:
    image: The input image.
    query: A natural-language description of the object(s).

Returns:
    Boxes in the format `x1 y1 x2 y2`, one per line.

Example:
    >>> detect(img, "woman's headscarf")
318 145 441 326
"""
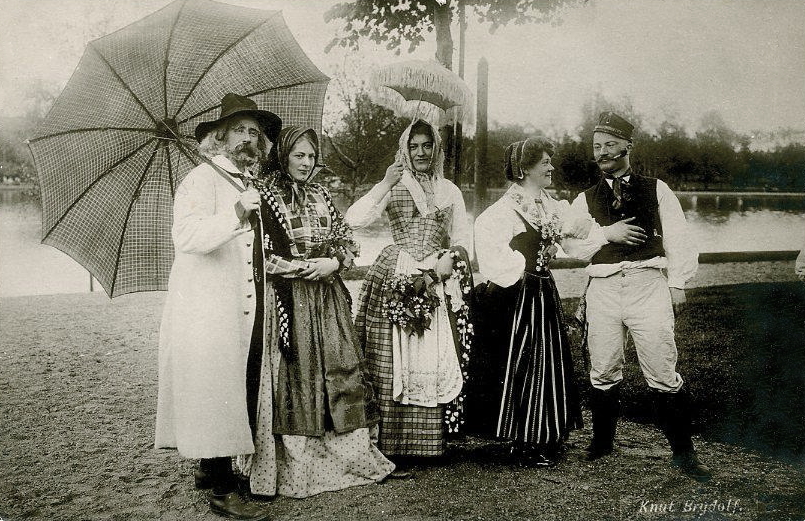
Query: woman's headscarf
503 136 555 181
396 119 445 180
266 125 320 208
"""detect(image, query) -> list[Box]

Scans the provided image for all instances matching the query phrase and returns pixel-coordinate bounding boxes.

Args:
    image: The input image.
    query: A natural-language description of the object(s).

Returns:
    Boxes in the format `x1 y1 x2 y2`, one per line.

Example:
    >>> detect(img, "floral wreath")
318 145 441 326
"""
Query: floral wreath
443 248 474 435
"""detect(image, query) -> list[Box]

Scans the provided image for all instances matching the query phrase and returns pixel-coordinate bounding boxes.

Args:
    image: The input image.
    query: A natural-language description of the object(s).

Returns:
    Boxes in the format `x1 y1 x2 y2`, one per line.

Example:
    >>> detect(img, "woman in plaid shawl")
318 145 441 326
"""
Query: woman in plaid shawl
346 119 473 468
246 126 393 498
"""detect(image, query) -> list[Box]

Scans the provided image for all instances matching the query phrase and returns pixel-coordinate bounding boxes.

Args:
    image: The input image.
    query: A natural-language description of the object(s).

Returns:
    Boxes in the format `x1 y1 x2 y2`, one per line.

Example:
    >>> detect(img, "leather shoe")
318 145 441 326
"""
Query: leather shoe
387 469 414 479
672 451 712 482
209 492 271 520
521 452 557 468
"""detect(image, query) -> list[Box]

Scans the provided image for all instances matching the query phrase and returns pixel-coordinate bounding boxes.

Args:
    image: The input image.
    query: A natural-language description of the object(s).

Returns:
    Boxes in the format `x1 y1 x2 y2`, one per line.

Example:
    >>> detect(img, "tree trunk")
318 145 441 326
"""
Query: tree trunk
433 3 453 70
453 0 466 186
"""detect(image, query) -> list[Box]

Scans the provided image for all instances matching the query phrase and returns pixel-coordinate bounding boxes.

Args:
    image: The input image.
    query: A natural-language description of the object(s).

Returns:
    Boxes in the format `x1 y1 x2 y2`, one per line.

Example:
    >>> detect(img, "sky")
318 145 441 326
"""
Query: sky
1 0 804 138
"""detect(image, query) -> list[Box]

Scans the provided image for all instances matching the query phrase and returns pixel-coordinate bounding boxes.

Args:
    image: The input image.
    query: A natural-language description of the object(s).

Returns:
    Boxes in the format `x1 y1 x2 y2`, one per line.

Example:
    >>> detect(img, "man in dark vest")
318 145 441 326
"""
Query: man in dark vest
566 111 711 481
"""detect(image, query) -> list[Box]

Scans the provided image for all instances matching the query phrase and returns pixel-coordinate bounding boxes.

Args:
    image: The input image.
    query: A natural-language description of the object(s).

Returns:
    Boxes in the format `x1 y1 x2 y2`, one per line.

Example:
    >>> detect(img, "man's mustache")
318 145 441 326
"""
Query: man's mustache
596 149 627 163
234 142 258 157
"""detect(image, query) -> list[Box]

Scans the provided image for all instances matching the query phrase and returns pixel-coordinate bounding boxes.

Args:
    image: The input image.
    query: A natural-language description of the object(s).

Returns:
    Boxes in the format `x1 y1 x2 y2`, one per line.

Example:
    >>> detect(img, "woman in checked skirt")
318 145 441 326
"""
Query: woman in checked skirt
346 119 473 471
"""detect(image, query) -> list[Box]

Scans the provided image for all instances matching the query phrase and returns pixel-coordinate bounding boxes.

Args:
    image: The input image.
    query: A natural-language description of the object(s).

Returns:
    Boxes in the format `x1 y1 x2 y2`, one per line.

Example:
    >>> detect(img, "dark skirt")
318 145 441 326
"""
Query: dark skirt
467 271 582 447
273 277 379 436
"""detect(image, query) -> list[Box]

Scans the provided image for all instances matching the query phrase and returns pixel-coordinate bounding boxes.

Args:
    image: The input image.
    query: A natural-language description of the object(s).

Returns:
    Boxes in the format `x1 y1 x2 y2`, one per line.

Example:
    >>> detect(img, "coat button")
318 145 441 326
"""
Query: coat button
246 294 252 298
244 310 250 315
247 260 252 265
246 243 251 248
247 278 253 283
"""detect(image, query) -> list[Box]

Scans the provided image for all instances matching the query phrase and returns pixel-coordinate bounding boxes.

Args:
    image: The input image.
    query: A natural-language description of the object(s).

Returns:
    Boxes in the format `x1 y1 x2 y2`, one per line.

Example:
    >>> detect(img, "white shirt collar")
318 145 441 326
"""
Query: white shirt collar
605 174 630 188
211 154 243 174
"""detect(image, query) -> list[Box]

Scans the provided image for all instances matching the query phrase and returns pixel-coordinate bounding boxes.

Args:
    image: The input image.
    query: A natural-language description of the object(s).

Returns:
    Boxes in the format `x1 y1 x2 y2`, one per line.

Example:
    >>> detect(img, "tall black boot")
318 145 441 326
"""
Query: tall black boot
586 385 620 461
654 388 712 482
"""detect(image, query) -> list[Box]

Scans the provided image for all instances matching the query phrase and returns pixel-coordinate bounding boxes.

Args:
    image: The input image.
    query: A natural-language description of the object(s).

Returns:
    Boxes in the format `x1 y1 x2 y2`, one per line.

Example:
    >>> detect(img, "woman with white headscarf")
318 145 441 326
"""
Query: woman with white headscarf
346 119 473 471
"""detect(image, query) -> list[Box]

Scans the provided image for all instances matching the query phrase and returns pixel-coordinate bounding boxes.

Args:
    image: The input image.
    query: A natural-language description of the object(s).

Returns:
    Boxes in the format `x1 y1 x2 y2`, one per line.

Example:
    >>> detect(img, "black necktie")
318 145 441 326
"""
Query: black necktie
612 176 629 210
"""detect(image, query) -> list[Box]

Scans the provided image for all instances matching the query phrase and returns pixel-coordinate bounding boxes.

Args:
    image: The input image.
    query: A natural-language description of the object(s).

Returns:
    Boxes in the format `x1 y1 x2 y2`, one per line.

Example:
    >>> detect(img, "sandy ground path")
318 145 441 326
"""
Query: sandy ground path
1 261 803 520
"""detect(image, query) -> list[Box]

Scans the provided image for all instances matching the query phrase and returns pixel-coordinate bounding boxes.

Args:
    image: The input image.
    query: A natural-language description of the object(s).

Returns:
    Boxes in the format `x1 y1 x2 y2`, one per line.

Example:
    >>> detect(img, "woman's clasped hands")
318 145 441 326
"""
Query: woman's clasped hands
298 257 340 281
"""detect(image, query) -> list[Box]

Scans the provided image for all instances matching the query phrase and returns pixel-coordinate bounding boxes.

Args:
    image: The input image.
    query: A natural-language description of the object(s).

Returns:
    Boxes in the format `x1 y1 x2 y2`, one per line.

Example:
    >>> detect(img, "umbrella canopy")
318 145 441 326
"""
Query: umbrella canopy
368 59 474 127
28 0 329 297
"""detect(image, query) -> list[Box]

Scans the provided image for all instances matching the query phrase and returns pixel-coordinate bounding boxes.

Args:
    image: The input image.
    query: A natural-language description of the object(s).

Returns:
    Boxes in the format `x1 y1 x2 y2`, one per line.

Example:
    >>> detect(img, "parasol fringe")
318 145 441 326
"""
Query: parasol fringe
368 60 474 125
368 87 447 126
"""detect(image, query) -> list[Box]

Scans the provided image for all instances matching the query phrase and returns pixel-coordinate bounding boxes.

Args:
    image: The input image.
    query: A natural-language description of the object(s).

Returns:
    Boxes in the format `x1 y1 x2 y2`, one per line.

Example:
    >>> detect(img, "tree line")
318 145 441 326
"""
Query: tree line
3 87 803 199
321 94 805 201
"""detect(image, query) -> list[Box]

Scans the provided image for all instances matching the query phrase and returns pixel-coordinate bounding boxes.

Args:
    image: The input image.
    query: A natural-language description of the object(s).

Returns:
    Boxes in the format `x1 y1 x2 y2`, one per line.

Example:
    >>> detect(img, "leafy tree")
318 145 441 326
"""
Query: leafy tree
324 1 573 69
325 1 574 190
553 133 597 195
0 80 61 191
482 122 530 187
648 121 697 189
322 71 409 204
752 143 805 192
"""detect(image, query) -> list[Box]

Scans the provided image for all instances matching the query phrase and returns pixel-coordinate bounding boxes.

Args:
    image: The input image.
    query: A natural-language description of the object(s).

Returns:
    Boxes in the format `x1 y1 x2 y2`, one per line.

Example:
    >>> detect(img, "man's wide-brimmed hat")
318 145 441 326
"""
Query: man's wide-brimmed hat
194 93 282 143
594 111 634 141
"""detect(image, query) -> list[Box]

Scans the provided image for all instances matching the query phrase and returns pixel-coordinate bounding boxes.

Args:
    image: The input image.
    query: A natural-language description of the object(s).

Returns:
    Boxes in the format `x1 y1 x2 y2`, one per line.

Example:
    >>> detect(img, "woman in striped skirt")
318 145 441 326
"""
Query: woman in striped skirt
472 137 590 466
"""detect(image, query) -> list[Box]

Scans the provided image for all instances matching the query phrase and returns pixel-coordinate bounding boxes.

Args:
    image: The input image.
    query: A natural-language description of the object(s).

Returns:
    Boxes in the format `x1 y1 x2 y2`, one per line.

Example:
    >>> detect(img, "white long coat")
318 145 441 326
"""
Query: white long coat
155 155 259 458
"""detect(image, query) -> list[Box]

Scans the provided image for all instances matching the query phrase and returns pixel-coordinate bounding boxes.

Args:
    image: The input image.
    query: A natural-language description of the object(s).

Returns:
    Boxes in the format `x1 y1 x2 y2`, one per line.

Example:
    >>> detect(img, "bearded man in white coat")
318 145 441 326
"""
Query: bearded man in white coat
155 93 280 520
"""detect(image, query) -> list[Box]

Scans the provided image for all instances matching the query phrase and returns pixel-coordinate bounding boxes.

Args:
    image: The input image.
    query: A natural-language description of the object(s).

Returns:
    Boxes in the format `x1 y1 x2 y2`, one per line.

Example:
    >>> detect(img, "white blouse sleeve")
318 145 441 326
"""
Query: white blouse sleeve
474 202 525 288
560 193 608 262
344 183 392 229
447 182 473 253
657 180 698 288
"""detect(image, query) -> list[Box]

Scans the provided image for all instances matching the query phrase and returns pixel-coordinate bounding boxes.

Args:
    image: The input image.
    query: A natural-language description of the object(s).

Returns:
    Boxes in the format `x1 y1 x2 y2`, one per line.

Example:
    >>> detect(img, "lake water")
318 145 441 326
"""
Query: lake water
1 189 804 297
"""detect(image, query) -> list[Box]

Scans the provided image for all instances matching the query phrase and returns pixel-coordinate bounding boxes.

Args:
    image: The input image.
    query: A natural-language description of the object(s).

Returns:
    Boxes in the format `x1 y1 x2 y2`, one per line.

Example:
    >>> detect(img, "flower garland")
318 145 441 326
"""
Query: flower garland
254 177 295 240
255 178 296 356
444 249 474 435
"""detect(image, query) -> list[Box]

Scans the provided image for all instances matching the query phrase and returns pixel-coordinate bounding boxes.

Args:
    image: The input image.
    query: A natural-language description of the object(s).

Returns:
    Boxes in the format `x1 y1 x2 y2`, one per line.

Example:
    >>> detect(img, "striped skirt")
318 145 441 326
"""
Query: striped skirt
496 270 583 447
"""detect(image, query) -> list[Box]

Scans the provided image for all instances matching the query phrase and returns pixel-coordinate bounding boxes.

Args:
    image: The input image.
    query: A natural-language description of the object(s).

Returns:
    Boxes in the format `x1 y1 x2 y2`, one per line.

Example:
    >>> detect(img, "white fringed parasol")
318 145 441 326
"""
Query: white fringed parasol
368 60 474 127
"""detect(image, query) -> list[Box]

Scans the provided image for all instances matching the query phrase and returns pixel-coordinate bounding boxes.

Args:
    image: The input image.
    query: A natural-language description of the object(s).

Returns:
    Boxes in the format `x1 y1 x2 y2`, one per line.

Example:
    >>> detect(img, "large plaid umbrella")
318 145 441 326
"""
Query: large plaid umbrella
28 0 329 297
